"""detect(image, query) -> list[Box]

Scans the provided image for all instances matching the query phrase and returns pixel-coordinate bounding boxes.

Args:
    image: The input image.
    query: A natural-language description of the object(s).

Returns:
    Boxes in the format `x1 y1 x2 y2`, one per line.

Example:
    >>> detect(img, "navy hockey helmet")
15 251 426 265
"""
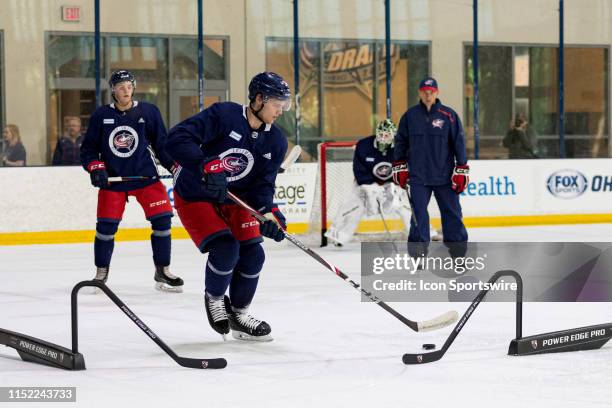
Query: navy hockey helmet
109 70 136 100
248 72 292 111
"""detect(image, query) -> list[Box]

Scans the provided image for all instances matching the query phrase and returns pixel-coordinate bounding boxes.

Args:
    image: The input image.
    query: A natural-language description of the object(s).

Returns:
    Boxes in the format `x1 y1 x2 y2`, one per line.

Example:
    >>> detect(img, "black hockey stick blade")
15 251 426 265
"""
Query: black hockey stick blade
402 348 445 364
73 280 227 369
173 355 227 369
0 328 85 370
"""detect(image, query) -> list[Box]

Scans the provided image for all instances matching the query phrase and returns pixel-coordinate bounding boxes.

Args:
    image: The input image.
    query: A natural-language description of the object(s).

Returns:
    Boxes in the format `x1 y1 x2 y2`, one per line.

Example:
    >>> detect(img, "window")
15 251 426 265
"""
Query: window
170 37 229 126
172 38 226 81
464 45 513 159
46 33 229 165
465 44 609 159
110 36 169 125
47 34 105 165
267 38 430 159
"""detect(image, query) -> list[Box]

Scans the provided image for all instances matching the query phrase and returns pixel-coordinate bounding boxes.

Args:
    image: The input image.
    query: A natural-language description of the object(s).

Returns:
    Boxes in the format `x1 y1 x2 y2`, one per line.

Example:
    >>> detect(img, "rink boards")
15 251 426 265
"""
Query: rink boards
1 159 612 244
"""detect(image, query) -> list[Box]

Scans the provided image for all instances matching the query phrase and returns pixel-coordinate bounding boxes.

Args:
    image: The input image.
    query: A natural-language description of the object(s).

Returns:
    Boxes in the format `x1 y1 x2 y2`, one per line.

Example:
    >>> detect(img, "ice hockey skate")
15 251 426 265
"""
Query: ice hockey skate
154 266 184 293
91 266 109 294
94 266 109 283
205 292 230 339
227 305 273 342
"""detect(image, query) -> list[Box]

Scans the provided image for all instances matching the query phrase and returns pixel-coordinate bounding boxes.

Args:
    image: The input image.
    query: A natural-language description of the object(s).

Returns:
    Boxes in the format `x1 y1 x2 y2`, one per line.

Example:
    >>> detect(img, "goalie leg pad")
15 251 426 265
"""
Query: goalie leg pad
325 184 366 246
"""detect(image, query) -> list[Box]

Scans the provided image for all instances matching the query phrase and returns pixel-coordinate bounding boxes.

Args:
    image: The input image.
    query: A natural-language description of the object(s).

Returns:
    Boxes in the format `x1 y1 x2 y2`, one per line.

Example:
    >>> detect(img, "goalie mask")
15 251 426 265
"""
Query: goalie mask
375 119 396 153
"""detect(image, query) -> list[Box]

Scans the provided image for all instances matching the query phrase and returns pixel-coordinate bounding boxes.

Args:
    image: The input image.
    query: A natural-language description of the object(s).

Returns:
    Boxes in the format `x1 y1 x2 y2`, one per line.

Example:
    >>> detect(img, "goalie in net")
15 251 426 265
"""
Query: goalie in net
324 119 441 247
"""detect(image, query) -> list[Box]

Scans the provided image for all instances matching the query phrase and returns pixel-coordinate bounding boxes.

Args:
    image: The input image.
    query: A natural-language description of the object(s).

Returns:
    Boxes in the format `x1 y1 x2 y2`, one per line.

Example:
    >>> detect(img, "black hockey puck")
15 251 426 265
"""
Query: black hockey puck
422 343 436 350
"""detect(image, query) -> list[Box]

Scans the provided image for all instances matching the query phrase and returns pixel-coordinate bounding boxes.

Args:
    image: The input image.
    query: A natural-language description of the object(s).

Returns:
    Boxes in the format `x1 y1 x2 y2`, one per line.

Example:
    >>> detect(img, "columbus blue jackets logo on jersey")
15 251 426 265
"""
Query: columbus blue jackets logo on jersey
432 119 445 129
109 126 139 158
373 162 392 181
219 148 254 181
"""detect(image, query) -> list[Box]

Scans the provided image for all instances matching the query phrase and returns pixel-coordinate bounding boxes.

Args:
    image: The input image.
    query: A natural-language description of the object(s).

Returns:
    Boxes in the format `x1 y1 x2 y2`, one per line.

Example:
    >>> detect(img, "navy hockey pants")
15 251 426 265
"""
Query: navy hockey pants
407 183 468 244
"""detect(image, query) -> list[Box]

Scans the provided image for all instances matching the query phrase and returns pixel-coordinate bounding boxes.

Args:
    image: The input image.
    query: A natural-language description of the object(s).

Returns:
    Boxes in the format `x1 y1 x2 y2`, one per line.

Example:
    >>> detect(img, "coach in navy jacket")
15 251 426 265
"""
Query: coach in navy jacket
392 77 469 251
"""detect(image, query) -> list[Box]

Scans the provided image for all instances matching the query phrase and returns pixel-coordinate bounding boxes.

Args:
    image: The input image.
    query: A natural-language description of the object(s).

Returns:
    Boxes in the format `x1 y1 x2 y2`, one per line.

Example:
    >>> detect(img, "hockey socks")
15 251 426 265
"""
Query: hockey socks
229 243 265 309
204 236 240 297
94 221 118 268
150 215 172 267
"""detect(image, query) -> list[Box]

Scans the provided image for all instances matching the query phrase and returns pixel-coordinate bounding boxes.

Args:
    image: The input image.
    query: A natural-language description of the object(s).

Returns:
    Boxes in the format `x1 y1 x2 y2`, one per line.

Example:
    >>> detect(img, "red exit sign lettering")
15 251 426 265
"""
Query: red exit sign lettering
62 6 81 22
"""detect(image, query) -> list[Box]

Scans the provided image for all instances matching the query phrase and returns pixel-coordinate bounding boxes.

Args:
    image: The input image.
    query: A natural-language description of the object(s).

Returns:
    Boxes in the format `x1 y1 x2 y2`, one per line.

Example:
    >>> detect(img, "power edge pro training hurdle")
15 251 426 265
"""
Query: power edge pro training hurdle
0 280 227 370
402 270 612 364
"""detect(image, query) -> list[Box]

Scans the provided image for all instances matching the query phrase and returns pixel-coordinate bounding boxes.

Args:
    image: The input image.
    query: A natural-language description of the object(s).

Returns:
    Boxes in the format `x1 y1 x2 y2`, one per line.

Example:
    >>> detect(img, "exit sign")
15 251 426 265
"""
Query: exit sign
61 6 81 22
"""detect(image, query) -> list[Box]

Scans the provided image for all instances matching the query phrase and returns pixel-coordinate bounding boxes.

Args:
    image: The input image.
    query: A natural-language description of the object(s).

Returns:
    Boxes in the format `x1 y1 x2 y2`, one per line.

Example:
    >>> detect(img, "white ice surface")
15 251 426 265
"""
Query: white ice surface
1 224 611 408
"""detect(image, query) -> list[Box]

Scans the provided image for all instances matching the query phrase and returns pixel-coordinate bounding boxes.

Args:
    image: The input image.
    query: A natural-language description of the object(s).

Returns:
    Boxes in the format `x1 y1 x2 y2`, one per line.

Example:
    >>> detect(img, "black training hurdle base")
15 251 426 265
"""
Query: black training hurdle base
508 322 612 356
1 280 226 370
0 327 85 370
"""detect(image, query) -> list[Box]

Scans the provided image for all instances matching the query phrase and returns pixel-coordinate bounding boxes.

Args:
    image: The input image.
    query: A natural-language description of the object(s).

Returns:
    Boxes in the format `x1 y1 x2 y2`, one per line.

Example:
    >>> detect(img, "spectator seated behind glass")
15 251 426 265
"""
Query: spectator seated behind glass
52 116 84 165
503 115 537 159
1 124 26 167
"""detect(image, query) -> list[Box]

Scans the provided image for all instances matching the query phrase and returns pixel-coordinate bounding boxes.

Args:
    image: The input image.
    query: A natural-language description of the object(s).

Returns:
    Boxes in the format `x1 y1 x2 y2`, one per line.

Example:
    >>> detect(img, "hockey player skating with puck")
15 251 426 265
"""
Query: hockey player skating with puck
325 119 441 247
80 70 183 292
166 72 290 341
392 77 469 257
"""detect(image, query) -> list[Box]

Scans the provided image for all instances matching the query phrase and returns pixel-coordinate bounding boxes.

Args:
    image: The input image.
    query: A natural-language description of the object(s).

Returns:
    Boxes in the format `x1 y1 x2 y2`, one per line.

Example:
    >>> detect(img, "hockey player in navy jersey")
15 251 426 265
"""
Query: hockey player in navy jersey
80 70 183 292
392 77 468 255
165 72 290 341
325 119 441 247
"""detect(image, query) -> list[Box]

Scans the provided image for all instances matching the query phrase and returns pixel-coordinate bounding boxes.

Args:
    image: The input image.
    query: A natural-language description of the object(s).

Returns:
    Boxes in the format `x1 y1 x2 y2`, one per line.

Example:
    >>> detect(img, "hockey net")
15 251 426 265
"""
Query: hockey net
307 141 408 247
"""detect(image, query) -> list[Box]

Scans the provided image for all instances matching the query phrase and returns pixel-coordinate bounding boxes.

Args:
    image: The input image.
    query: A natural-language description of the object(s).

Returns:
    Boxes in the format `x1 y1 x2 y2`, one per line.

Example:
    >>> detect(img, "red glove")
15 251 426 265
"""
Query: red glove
392 161 409 189
86 161 108 188
203 158 224 174
201 157 227 203
451 164 470 194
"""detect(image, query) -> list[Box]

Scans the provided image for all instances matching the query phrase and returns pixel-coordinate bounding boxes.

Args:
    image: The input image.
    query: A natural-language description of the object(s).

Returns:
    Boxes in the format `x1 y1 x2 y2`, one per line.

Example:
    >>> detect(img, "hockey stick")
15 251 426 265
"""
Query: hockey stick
376 199 400 253
278 144 301 173
402 270 523 364
71 280 227 369
108 145 303 183
227 191 458 332
404 185 418 228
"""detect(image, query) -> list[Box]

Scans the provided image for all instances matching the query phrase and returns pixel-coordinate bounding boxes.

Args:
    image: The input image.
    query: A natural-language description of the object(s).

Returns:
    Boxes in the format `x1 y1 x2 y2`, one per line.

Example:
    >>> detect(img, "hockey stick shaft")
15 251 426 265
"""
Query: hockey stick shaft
404 185 418 228
376 199 400 253
227 191 457 332
108 145 303 184
402 270 523 364
71 280 227 369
